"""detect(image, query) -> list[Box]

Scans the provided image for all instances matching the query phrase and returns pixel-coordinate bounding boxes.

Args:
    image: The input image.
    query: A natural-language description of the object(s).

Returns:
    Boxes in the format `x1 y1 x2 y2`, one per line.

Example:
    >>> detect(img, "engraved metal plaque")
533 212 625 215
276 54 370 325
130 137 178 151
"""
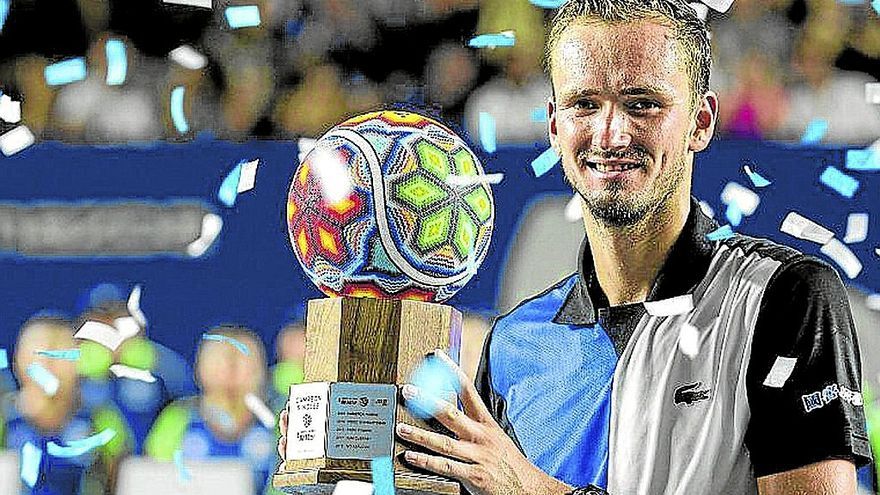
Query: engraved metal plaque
287 382 331 461
327 382 397 459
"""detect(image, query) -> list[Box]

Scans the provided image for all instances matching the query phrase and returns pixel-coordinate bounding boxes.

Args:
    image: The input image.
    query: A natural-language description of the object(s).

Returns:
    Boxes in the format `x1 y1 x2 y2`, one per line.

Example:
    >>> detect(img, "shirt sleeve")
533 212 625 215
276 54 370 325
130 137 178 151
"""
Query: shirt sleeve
745 257 872 478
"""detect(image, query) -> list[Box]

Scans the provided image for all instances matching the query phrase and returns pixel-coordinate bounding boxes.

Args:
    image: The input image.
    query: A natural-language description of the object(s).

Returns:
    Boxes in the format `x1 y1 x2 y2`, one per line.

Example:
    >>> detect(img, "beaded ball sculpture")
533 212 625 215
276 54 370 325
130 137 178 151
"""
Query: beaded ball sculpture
286 110 495 303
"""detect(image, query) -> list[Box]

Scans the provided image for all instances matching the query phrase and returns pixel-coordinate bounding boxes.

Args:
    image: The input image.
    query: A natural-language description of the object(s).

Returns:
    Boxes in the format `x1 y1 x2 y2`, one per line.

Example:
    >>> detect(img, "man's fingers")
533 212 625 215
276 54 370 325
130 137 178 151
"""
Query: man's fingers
433 349 494 425
278 435 286 459
402 449 472 481
402 384 482 441
396 423 478 463
279 406 289 431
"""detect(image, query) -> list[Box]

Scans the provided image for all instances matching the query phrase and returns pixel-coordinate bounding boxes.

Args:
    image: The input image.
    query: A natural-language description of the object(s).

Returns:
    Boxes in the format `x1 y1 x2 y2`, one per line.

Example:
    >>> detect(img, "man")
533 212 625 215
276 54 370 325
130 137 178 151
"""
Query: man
279 1 871 493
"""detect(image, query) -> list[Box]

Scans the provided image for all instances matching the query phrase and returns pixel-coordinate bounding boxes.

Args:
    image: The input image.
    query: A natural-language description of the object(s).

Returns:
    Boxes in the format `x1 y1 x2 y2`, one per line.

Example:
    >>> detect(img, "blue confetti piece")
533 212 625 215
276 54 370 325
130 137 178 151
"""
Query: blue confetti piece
21 442 41 488
371 456 395 495
743 165 772 187
47 428 116 457
105 39 127 86
202 333 250 356
0 348 7 369
44 58 87 86
0 0 10 34
820 166 859 198
468 32 515 48
35 349 81 361
217 163 242 207
478 112 497 154
173 449 192 482
406 354 459 420
846 149 880 171
725 203 743 227
531 147 560 177
27 362 59 396
706 225 735 241
800 119 828 144
530 107 548 123
225 5 261 29
873 0 880 14
529 0 566 7
170 86 189 134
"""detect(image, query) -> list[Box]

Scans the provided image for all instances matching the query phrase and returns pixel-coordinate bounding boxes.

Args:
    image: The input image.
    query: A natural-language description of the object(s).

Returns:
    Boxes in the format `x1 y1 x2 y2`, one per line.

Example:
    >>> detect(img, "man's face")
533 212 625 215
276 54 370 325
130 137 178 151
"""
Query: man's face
549 20 711 227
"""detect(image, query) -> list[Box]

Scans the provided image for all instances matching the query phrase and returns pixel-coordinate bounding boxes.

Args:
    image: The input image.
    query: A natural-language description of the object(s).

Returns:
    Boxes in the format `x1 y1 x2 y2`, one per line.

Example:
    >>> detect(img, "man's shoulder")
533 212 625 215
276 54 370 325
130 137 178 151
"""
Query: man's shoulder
492 274 579 332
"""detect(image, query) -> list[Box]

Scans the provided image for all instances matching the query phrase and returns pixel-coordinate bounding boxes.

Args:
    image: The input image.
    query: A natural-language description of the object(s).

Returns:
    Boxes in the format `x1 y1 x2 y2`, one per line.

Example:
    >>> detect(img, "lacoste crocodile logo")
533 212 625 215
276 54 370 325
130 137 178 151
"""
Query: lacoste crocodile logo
674 382 710 407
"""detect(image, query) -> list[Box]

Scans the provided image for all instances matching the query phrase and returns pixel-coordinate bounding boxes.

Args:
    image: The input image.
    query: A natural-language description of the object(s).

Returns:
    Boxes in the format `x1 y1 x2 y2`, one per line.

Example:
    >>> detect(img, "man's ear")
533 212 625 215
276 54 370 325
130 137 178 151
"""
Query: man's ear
548 98 558 150
689 90 718 153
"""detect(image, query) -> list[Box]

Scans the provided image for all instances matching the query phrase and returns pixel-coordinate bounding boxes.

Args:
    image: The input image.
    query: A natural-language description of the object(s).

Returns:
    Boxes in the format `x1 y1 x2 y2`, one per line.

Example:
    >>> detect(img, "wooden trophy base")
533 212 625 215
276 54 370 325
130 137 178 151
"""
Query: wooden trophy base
273 297 463 494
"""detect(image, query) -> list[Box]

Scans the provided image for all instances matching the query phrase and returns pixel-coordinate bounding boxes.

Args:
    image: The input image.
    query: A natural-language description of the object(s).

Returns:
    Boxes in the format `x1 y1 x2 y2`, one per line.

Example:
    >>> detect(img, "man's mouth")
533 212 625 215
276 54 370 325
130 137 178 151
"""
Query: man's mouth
585 160 644 174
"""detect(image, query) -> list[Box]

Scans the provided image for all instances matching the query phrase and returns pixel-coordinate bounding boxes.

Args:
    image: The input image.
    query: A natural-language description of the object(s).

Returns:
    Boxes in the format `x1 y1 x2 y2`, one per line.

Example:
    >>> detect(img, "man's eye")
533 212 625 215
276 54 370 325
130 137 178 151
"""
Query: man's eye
629 100 660 111
573 100 597 110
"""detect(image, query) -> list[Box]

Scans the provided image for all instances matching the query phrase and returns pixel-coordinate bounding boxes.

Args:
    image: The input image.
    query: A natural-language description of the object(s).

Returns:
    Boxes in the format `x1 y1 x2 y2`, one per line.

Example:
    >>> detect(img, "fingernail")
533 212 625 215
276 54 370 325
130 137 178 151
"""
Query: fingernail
401 384 418 400
397 423 412 435
404 451 422 462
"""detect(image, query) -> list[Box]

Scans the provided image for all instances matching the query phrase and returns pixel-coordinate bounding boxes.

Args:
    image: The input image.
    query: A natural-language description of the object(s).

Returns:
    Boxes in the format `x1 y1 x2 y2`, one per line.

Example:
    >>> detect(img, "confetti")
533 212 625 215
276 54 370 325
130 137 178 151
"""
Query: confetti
845 149 880 171
21 442 41 488
706 225 735 241
310 146 354 205
445 173 504 187
762 356 798 388
202 333 250 356
109 364 157 383
114 316 140 339
169 45 208 70
0 93 21 123
821 238 862 279
0 0 9 33
371 456 395 495
186 213 223 257
163 0 212 7
819 166 859 198
0 348 7 369
75 321 126 351
225 5 261 29
531 147 560 177
0 125 35 156
725 203 743 227
698 200 715 219
644 294 694 317
333 481 374 495
478 112 497 153
873 0 880 14
565 194 583 222
105 39 127 86
867 83 880 105
700 0 735 12
35 349 80 361
170 85 189 134
743 164 771 187
780 212 835 245
800 119 828 145
867 294 880 311
47 428 116 457
678 323 700 358
720 182 760 216
528 0 566 7
238 159 259 193
127 285 148 329
530 107 548 123
298 137 317 164
689 2 710 20
405 354 459 420
45 58 87 86
27 363 60 396
843 213 869 244
468 31 515 49
173 449 192 483
218 162 242 207
244 392 275 429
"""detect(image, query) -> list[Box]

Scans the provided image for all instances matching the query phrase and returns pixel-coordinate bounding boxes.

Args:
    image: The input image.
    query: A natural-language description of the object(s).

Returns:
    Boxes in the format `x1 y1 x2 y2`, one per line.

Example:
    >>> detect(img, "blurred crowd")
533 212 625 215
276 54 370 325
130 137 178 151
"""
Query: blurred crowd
0 0 878 147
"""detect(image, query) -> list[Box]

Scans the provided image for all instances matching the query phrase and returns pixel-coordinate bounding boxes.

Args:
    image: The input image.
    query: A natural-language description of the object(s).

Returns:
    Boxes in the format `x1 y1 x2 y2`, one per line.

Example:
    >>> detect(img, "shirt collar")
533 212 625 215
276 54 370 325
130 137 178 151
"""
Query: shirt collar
554 197 720 326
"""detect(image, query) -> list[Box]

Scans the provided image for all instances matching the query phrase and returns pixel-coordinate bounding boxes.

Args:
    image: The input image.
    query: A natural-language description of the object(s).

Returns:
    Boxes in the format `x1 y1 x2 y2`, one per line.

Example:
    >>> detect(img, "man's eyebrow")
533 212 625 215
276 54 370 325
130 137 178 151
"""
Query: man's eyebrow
620 85 672 97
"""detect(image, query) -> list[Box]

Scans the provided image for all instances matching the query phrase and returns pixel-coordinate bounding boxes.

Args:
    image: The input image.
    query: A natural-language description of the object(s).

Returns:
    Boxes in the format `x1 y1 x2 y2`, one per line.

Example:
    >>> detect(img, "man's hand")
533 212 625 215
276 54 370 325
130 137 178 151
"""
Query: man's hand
278 406 288 459
396 350 572 495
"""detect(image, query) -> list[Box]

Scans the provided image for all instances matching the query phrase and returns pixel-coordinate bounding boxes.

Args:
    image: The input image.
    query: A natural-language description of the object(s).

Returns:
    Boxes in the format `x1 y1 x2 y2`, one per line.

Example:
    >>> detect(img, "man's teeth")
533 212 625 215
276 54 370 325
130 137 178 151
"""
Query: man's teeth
594 162 640 172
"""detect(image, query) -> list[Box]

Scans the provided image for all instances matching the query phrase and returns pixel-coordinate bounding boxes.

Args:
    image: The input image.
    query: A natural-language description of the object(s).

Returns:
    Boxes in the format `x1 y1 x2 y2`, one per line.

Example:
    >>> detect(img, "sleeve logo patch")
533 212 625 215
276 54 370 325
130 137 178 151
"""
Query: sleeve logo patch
801 384 863 413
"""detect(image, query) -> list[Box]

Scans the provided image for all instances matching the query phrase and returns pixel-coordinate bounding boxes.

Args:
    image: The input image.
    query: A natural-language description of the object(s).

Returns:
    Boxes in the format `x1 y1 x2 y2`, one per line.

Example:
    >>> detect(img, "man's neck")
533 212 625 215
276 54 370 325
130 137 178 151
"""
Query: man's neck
582 191 691 307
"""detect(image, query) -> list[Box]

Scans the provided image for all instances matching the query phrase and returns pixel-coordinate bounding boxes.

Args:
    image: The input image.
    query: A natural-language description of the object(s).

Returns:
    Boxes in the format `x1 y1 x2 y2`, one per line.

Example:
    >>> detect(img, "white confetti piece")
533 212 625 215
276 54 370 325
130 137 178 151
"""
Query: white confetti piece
780 212 835 245
700 0 734 12
127 285 147 329
74 321 126 351
169 45 208 70
114 316 140 339
565 194 583 222
298 137 317 164
21 442 41 488
866 294 880 311
867 83 880 105
445 173 503 187
186 213 223 257
244 392 276 429
237 159 259 193
678 323 700 358
109 364 157 383
720 182 760 216
0 93 21 123
698 200 715 219
310 147 353 204
820 238 862 279
163 0 211 7
105 39 127 86
0 125 35 156
333 480 374 495
843 213 868 244
27 363 59 396
689 2 709 20
644 294 694 317
762 356 797 388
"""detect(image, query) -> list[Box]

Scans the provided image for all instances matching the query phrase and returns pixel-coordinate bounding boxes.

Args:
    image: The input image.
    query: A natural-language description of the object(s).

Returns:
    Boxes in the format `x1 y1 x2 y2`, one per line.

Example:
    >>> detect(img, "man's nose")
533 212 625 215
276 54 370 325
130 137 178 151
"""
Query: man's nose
595 107 632 151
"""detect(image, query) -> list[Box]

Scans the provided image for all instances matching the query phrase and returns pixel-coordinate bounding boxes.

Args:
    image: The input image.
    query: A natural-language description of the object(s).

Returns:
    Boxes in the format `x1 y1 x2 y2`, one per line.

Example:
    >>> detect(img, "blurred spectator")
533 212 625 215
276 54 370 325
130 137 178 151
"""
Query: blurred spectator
145 326 276 493
269 322 305 413
1 316 130 495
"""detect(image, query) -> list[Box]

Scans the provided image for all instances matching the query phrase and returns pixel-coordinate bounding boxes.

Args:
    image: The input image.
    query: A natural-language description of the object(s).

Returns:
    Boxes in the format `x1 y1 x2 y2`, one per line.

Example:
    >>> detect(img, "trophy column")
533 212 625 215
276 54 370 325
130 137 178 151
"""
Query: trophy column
273 296 463 495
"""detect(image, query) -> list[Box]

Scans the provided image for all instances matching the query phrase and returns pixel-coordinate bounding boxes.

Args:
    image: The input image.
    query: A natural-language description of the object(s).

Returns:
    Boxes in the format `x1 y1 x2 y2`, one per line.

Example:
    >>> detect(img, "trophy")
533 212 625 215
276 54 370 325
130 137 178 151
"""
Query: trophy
274 110 495 494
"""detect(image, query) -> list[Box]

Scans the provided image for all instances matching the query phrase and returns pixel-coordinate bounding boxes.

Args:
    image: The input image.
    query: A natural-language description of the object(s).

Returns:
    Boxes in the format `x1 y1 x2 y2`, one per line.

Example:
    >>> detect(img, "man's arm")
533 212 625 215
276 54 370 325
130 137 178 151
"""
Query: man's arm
757 459 857 495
